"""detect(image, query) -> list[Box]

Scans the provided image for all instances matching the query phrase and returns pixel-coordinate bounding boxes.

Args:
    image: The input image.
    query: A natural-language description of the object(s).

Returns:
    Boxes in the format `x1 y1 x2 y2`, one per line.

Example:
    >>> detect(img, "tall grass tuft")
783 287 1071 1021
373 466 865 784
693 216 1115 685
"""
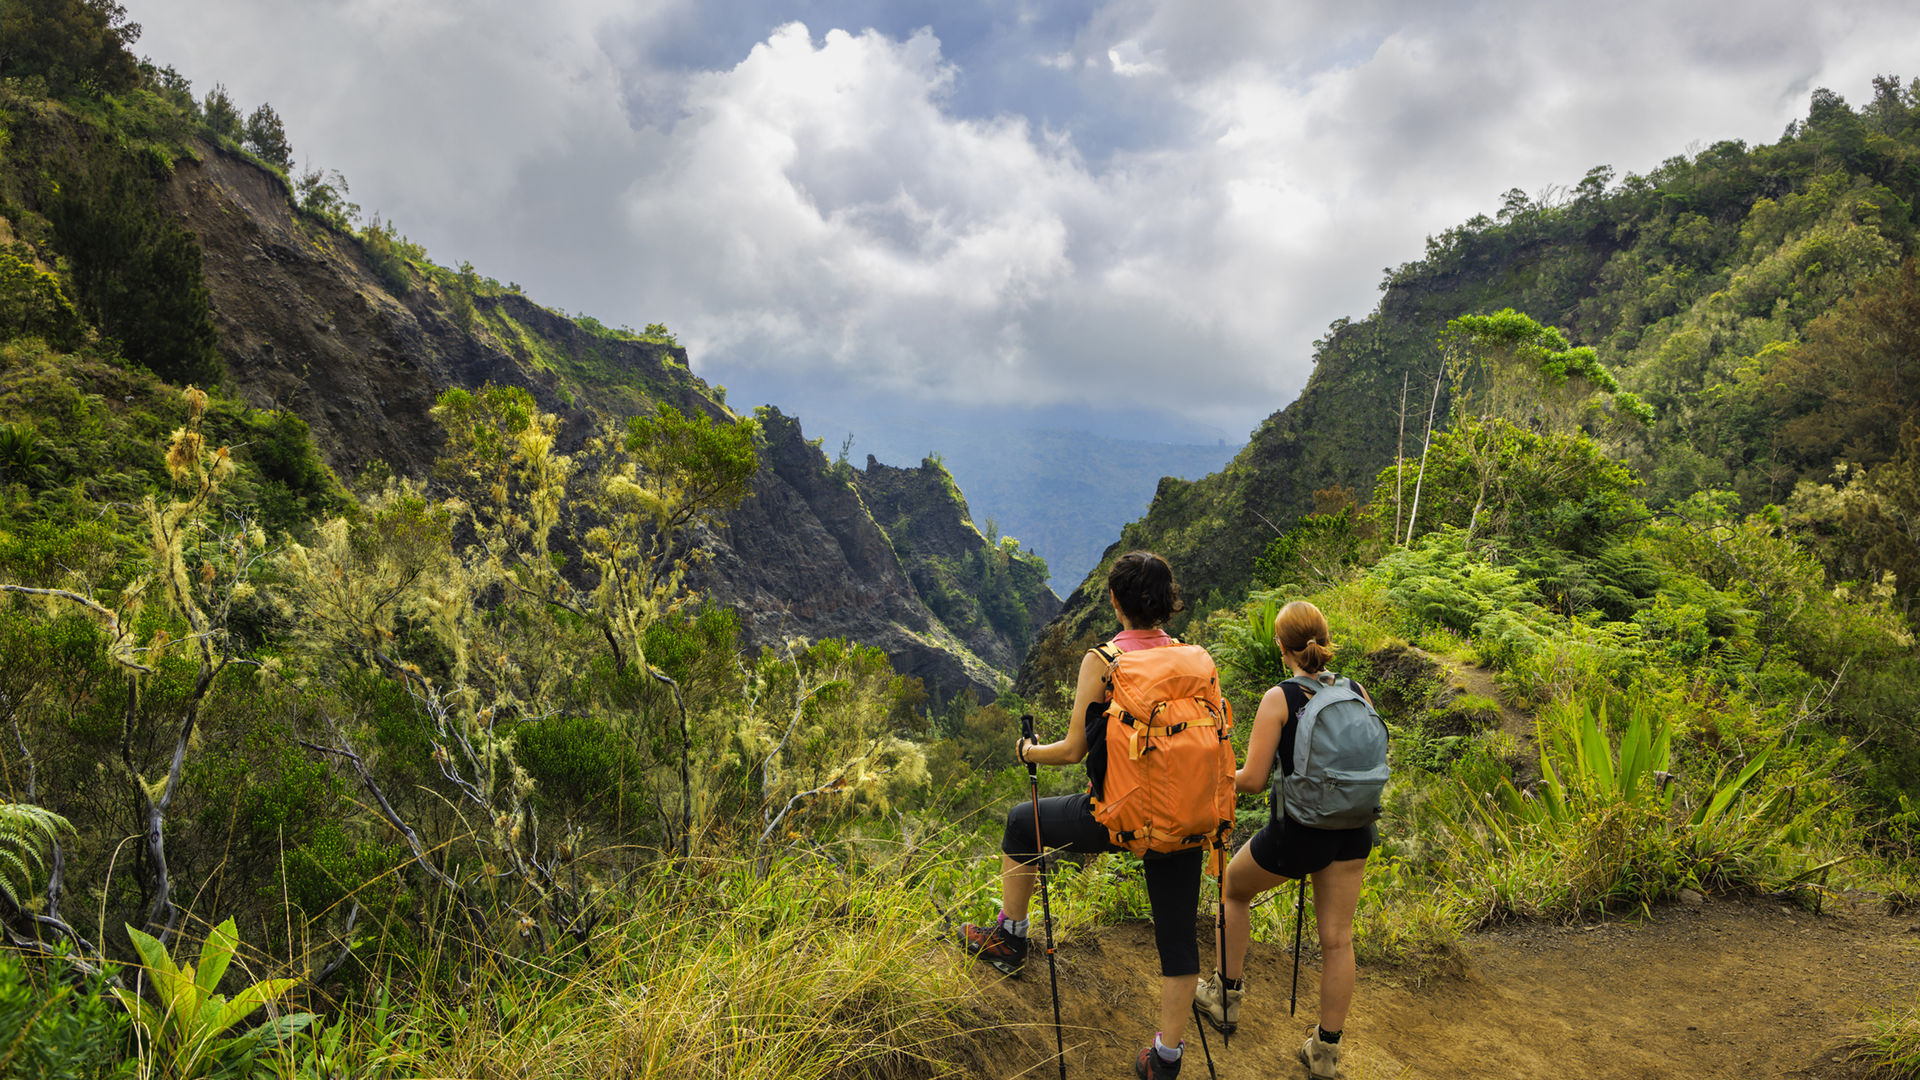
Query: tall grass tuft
273 853 976 1079
1858 996 1920 1079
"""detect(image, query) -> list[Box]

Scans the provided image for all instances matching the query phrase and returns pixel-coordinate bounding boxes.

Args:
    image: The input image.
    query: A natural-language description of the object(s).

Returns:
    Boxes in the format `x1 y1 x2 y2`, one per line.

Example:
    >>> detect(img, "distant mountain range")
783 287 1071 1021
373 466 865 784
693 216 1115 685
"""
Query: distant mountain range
842 424 1242 589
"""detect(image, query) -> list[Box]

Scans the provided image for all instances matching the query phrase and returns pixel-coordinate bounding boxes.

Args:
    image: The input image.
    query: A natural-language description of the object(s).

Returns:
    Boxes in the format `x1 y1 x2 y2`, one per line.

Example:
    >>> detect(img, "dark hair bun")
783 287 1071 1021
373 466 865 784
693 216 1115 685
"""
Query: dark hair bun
1107 551 1183 628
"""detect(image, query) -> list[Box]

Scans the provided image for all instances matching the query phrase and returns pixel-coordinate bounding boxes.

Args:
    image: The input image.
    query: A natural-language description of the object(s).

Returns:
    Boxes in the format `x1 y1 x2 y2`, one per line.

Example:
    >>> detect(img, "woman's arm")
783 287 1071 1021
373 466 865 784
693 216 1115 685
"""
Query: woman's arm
1235 685 1291 793
1018 649 1106 766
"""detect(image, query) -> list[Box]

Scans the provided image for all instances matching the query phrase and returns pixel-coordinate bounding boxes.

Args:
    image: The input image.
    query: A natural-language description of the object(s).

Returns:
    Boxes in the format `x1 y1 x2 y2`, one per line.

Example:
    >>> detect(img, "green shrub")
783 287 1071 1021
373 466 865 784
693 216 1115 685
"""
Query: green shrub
0 251 84 349
204 400 345 534
0 951 133 1079
1254 507 1362 590
1377 420 1645 554
1431 697 1830 922
1207 591 1288 689
515 714 645 814
357 217 419 296
1372 528 1542 635
281 820 407 921
115 919 313 1080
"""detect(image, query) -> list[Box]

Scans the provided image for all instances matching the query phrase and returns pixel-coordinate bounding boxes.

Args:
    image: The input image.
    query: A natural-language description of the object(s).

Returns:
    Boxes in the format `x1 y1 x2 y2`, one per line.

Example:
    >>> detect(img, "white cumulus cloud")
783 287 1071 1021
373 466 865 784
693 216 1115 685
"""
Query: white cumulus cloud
132 0 1920 442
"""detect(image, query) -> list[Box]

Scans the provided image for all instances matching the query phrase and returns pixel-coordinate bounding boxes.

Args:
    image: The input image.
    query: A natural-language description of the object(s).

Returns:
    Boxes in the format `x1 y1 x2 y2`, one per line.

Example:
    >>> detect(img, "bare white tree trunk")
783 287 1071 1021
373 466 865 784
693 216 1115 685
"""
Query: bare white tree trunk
1404 362 1446 546
1393 371 1410 543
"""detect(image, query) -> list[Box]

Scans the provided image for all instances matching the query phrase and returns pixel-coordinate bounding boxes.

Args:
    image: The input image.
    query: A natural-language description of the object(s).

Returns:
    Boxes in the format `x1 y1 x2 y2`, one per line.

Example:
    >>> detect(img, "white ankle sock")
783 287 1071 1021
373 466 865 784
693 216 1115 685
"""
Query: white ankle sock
998 913 1029 938
1155 1034 1182 1061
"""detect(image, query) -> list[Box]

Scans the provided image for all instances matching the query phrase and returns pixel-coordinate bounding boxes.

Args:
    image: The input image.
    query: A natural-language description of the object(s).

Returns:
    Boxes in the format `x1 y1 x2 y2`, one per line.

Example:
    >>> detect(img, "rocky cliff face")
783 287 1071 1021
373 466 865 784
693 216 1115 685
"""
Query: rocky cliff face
855 454 1060 676
160 144 1050 698
698 409 1011 698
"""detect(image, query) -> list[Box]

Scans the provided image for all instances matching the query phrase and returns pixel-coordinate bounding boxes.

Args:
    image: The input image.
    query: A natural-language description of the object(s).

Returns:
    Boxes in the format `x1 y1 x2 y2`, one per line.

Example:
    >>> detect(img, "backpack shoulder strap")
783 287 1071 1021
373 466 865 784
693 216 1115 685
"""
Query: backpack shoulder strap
1091 640 1121 666
1284 674 1327 695
1284 673 1353 771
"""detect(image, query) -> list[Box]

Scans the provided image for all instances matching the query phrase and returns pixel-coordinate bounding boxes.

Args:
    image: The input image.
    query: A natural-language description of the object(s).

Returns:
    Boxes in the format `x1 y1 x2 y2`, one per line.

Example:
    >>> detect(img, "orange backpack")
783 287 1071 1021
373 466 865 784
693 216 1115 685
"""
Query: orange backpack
1087 639 1235 864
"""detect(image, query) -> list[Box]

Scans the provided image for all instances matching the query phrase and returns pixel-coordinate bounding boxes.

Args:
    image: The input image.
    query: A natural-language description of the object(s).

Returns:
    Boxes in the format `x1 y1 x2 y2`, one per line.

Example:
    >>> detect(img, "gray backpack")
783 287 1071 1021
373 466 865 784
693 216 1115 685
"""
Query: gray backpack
1273 673 1390 830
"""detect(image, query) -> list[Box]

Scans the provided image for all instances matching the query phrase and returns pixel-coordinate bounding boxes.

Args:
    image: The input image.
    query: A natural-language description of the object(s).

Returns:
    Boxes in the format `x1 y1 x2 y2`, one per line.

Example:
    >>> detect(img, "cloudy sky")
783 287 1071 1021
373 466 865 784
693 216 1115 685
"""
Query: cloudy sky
134 0 1920 450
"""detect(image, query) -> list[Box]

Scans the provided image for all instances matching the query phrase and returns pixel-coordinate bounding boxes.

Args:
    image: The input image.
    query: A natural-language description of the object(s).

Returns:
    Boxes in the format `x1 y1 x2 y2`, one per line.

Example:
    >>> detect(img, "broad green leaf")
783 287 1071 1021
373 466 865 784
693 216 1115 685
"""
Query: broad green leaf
1580 706 1614 796
1618 704 1657 801
1693 747 1773 826
195 918 238 995
1537 756 1567 824
125 923 201 1032
215 1010 314 1054
110 986 163 1037
124 924 180 980
216 976 300 1033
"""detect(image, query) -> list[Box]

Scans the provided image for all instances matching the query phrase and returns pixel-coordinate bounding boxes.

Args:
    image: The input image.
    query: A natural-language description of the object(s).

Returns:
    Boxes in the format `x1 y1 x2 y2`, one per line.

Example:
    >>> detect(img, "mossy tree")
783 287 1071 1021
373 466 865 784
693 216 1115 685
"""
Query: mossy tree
277 384 762 928
0 387 263 947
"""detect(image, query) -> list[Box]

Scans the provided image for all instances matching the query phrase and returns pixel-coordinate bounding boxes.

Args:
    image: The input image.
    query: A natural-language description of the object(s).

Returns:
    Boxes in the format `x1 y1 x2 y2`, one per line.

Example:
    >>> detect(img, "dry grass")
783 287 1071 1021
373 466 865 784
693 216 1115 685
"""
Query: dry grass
268 856 980 1079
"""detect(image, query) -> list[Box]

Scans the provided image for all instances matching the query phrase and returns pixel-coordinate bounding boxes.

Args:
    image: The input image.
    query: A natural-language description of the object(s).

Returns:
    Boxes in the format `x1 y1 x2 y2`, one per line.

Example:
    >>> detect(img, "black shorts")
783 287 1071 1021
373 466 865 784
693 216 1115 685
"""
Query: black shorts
1247 815 1374 880
1002 793 1204 977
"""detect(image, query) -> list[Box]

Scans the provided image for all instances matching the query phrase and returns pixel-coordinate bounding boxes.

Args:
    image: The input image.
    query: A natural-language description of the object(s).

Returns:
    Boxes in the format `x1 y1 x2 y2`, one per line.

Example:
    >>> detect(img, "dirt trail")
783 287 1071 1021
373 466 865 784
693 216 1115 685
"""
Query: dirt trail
1436 656 1533 749
955 895 1920 1079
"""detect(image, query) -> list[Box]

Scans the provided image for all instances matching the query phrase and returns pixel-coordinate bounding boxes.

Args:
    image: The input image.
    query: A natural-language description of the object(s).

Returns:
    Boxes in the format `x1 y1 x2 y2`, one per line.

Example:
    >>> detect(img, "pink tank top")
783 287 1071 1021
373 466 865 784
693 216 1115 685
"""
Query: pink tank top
1110 628 1173 653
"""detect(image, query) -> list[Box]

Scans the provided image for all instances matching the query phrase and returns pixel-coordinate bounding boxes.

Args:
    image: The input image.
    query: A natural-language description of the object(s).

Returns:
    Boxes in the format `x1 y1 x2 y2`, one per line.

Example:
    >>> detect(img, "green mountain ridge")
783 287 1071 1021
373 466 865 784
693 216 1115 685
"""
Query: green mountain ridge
0 69 1053 700
1021 77 1920 696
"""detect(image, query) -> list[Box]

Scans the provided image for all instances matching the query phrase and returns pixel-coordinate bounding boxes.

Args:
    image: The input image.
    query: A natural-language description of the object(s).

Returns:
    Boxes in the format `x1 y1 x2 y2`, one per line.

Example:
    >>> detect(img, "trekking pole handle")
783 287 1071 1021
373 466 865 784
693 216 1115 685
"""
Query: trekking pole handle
1021 713 1037 742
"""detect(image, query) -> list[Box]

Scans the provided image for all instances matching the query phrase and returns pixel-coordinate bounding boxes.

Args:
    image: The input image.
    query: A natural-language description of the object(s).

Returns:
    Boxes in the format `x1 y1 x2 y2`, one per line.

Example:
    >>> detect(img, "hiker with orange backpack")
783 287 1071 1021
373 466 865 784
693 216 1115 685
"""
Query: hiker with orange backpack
961 551 1235 1080
1193 600 1387 1080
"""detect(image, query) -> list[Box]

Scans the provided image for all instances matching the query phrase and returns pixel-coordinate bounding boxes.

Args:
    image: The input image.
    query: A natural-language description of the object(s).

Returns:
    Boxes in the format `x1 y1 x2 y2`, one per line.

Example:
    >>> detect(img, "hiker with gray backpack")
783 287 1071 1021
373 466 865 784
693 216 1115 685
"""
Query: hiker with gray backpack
1193 600 1388 1080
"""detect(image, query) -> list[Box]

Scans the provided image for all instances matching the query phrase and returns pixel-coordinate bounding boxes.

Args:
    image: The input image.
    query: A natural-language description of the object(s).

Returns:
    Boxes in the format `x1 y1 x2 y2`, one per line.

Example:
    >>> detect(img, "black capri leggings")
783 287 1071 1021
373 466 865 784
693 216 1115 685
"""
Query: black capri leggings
1002 793 1204 976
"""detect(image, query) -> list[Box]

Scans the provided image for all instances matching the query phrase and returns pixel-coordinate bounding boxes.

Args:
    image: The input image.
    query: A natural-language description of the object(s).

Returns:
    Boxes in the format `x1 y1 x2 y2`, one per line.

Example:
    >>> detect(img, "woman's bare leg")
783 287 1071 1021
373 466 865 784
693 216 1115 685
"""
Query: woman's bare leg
1215 843 1290 980
1000 854 1038 920
1159 974 1198 1044
1308 857 1367 1031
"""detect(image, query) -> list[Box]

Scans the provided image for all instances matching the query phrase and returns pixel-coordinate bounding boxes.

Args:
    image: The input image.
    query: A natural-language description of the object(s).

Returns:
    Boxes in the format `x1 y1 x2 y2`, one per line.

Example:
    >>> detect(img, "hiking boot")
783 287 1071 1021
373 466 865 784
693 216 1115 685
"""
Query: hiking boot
1193 970 1242 1035
1298 1025 1343 1079
958 919 1026 976
1134 1044 1182 1079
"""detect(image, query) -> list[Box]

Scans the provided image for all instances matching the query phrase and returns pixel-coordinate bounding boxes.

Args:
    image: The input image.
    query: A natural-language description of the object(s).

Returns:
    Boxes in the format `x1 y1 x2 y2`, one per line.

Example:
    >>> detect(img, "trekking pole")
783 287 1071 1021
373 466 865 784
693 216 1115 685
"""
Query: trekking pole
1188 839 1223 1080
1022 714 1068 1080
1289 876 1306 1016
1190 1000 1218 1080
1216 826 1232 1048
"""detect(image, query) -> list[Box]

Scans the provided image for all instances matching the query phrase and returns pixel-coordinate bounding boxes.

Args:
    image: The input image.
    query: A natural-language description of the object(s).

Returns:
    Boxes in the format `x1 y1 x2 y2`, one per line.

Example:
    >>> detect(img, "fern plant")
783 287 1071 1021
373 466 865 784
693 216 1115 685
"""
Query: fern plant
0 801 73 908
112 919 313 1080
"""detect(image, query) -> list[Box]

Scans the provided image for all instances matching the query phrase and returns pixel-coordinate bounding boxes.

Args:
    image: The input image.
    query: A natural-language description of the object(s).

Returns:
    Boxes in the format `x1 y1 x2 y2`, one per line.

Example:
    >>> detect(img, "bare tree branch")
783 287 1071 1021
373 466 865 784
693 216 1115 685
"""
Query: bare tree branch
0 586 152 672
